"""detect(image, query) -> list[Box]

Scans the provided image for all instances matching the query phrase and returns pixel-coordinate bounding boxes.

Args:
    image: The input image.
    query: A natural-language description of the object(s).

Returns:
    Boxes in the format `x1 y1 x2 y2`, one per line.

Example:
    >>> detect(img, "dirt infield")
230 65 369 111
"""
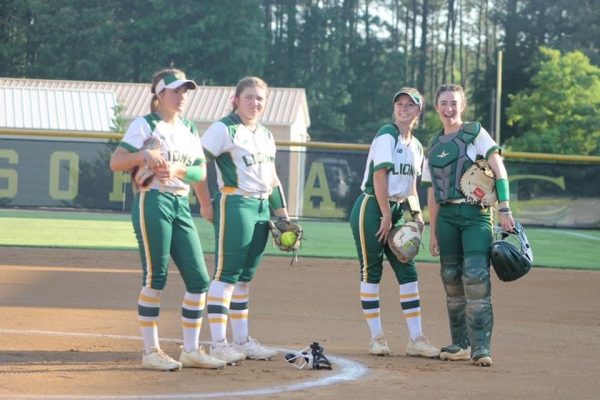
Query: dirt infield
1 247 599 399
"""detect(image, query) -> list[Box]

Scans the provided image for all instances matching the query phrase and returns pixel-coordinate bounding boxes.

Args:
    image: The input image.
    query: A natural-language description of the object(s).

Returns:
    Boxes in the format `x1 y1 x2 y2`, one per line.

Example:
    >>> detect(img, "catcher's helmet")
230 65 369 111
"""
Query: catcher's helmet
490 221 533 282
285 342 332 370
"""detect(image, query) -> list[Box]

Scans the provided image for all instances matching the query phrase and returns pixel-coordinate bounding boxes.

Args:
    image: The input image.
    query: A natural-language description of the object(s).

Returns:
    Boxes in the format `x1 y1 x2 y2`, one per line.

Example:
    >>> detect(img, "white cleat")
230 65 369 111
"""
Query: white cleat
142 347 182 371
473 355 493 367
180 346 226 369
232 337 277 360
439 345 471 361
210 340 246 365
405 335 440 358
369 335 391 356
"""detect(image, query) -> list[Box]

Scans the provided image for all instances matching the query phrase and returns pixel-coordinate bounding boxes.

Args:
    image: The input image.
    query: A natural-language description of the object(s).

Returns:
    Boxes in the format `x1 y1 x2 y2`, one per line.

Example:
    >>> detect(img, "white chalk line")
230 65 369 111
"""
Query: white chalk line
0 329 368 400
551 230 600 241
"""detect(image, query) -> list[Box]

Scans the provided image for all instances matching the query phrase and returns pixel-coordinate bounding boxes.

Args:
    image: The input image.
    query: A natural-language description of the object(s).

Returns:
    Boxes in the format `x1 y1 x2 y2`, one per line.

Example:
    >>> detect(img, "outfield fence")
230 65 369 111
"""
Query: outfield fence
1 131 599 228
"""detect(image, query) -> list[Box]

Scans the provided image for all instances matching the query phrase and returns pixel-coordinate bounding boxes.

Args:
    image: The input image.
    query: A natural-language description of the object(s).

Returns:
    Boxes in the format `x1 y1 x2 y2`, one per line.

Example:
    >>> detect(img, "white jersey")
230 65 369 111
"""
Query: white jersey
201 113 276 195
360 123 423 198
421 125 497 183
119 113 205 195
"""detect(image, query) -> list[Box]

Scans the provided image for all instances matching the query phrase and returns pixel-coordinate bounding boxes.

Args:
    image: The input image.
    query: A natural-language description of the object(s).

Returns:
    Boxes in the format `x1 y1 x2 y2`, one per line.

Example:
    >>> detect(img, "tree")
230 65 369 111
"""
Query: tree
506 47 600 155
294 2 352 140
0 0 30 76
2 0 598 148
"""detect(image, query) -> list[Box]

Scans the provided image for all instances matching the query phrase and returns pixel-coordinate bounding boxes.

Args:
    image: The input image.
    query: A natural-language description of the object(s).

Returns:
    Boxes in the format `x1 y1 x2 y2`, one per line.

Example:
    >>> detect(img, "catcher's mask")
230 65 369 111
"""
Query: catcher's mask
490 221 533 282
285 342 332 370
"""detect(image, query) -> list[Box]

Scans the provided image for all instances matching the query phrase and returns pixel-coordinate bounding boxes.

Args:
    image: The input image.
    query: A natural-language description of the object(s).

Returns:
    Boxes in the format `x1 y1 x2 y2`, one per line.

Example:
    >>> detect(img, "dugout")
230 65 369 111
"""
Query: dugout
0 77 310 216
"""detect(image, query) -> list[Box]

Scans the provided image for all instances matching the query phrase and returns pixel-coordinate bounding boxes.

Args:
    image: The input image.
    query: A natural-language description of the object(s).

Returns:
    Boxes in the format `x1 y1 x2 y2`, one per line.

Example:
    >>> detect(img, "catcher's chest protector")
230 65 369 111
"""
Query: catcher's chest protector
427 122 480 203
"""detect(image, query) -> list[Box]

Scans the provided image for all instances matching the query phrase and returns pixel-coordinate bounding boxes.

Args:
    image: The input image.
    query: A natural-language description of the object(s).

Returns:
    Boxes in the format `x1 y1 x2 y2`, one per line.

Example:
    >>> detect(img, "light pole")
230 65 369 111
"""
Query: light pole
495 50 503 144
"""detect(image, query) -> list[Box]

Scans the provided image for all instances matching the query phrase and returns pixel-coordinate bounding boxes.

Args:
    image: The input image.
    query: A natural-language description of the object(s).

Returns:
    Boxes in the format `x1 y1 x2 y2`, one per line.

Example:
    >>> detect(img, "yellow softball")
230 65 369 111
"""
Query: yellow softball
280 231 298 248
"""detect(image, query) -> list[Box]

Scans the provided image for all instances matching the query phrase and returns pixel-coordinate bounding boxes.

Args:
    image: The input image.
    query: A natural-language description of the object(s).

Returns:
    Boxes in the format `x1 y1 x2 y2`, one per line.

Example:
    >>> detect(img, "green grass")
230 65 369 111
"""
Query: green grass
0 209 598 270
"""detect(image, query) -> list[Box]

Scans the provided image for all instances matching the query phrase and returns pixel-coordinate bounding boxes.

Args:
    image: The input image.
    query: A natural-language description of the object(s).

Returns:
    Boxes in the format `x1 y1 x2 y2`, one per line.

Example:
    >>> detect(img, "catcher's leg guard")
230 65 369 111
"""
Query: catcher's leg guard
440 257 469 350
463 254 493 360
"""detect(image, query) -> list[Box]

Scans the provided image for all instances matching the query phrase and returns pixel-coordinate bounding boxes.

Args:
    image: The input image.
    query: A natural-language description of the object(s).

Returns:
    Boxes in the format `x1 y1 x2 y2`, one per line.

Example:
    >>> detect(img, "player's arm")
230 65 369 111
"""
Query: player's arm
475 128 513 229
110 119 165 172
426 187 440 256
189 136 213 221
406 180 423 224
373 167 392 243
487 151 515 231
269 163 290 220
193 179 214 223
109 146 146 172
421 160 439 256
407 143 424 224
473 129 513 228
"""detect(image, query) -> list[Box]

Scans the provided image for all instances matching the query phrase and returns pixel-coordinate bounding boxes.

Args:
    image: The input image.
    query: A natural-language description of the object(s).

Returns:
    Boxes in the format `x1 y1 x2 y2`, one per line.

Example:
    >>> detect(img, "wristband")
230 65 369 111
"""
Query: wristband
183 165 205 183
495 178 510 202
498 207 511 215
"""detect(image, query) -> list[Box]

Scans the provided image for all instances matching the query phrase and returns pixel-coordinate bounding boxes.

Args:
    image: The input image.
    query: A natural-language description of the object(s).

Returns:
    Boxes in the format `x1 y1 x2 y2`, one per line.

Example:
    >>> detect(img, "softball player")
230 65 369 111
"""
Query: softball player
110 68 225 371
197 76 291 364
422 84 515 367
349 88 440 358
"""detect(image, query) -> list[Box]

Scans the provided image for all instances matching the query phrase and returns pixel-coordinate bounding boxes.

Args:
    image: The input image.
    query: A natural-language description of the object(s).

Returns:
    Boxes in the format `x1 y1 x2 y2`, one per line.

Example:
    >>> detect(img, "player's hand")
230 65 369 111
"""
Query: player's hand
414 216 425 233
429 233 440 257
376 214 392 243
144 148 166 169
158 162 191 183
499 212 515 232
200 203 214 223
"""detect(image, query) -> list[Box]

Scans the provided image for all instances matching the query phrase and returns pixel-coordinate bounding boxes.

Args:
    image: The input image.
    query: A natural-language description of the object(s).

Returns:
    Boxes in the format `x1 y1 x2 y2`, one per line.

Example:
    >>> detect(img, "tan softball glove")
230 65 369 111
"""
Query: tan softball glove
460 159 498 207
131 136 162 190
387 220 424 263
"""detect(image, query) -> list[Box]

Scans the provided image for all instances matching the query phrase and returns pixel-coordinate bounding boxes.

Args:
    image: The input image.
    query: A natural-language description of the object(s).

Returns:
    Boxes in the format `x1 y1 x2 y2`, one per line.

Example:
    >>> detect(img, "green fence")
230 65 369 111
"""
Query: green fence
1 133 599 228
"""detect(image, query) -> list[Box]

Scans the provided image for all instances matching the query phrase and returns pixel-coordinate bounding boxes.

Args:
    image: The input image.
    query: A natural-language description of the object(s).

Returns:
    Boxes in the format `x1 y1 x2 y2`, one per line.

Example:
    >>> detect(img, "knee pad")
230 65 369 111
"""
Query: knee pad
463 254 491 300
441 256 463 297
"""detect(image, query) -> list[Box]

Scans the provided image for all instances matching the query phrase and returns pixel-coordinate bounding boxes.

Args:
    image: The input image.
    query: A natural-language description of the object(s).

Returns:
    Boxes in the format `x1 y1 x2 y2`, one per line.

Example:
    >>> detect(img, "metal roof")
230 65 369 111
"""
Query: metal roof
0 77 310 127
0 86 117 132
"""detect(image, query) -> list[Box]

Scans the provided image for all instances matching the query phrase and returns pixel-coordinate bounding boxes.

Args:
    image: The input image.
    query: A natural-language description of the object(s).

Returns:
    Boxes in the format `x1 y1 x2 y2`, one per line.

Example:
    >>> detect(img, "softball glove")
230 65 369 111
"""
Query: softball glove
268 218 303 252
387 220 424 263
131 136 162 189
460 159 498 207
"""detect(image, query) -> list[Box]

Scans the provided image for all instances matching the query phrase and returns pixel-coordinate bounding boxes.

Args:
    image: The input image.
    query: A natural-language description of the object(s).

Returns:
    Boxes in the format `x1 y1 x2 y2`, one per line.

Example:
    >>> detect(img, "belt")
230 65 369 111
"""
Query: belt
388 195 406 204
443 198 490 209
140 187 188 197
445 198 467 204
222 186 269 199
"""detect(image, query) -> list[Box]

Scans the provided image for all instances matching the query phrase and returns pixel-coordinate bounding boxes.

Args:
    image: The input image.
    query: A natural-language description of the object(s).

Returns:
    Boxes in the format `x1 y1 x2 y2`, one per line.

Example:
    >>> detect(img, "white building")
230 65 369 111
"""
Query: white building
0 77 311 215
